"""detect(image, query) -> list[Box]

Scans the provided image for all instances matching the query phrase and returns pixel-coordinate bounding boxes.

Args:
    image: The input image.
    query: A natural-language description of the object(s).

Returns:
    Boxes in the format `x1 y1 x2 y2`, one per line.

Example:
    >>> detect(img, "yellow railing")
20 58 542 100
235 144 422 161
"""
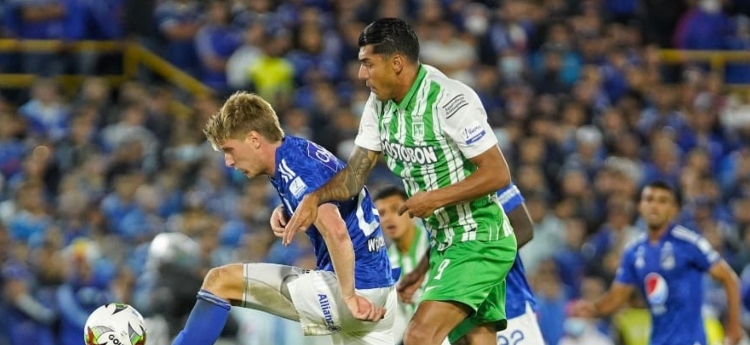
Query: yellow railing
0 39 214 117
1 40 748 100
659 49 750 91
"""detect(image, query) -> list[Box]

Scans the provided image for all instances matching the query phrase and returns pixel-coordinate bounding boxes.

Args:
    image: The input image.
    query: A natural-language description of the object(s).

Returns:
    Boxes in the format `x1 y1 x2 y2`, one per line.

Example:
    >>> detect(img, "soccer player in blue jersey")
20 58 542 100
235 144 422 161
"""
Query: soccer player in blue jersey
574 181 744 345
171 91 398 345
398 182 545 345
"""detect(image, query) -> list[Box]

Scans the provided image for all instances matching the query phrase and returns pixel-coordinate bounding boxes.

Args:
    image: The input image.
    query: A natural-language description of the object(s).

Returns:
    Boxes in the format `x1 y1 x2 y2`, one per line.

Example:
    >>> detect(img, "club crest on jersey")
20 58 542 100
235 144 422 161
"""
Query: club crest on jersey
635 247 645 268
645 273 668 315
412 123 425 140
661 242 675 270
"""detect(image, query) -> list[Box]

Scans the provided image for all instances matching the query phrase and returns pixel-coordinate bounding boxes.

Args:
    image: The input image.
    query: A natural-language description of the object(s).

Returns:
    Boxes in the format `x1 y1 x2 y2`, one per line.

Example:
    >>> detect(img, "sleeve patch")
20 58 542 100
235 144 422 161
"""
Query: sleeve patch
443 94 469 119
463 122 487 145
290 177 307 198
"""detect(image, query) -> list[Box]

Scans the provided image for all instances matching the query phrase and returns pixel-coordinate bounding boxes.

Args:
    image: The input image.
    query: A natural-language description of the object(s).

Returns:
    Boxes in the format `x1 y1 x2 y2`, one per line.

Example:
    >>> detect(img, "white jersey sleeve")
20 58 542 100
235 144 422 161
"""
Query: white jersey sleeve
437 87 497 159
353 93 382 152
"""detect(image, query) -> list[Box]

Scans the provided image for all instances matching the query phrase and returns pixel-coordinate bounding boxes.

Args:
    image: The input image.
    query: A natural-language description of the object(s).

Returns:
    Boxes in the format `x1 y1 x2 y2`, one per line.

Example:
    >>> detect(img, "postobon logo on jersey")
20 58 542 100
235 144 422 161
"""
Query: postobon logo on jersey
382 141 438 164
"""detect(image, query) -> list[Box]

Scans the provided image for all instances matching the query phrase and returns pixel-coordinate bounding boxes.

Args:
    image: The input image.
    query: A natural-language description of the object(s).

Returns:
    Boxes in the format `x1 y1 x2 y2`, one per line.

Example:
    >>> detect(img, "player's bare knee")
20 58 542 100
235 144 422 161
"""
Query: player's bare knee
201 265 243 301
451 338 469 345
403 318 443 345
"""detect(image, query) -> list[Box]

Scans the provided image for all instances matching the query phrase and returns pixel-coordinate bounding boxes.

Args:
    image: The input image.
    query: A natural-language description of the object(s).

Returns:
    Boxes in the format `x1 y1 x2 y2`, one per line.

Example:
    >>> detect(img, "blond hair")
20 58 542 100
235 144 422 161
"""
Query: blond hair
203 91 284 147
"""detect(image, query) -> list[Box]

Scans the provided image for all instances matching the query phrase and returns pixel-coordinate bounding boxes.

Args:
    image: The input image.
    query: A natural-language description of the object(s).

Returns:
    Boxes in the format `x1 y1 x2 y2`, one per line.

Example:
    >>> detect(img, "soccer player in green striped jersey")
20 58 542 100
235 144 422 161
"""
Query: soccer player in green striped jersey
373 186 443 345
285 18 517 345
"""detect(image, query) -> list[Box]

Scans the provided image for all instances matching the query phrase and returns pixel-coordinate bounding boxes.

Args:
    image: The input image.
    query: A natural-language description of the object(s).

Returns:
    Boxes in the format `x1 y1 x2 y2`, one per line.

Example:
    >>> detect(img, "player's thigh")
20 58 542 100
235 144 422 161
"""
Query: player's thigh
288 269 395 339
236 263 306 321
457 323 500 345
405 299 473 344
421 240 516 342
495 306 544 345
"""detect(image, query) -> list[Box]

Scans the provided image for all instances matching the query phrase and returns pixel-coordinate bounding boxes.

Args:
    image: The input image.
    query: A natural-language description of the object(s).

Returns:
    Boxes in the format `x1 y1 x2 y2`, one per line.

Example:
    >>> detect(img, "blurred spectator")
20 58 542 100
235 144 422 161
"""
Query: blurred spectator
419 20 477 86
1 242 57 345
226 22 265 91
155 0 201 75
56 239 116 345
19 79 70 143
532 260 568 345
247 29 294 104
286 23 341 86
0 113 25 185
519 192 565 274
674 0 732 50
554 217 589 297
559 313 614 345
194 0 241 91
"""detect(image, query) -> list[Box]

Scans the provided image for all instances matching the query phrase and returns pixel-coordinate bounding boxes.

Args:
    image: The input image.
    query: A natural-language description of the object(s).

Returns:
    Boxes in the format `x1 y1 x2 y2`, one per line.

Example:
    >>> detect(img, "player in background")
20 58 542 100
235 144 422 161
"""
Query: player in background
398 182 544 345
285 18 517 345
370 186 440 345
171 91 398 345
573 181 744 345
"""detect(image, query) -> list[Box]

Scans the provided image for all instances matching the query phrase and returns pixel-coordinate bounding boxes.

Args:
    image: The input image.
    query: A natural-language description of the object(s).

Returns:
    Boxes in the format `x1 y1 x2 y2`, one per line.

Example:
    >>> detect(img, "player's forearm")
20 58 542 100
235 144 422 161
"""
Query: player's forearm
312 147 378 204
592 283 632 317
593 292 626 317
507 204 534 248
326 233 357 298
415 251 430 276
430 166 510 210
722 272 742 332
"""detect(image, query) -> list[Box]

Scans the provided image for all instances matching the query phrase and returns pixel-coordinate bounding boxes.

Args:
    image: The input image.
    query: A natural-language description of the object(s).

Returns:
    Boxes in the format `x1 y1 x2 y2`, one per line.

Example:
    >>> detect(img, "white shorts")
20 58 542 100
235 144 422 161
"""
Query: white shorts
496 302 544 345
241 263 396 345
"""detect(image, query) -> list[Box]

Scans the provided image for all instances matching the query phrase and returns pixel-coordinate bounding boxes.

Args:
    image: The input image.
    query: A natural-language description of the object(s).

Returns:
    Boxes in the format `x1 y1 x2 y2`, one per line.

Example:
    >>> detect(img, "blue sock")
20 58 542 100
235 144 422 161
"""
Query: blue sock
172 289 231 345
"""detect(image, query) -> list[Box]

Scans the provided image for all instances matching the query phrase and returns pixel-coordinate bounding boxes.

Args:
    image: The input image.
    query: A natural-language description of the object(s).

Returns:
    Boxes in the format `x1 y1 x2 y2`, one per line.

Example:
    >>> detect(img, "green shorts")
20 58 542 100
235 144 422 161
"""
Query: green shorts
420 237 517 343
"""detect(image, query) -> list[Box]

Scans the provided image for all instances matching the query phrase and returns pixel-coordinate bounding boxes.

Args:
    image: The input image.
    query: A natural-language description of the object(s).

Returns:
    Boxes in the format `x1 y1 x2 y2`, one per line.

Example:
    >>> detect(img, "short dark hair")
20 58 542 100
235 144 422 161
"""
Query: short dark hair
373 186 408 202
641 180 682 207
358 18 420 62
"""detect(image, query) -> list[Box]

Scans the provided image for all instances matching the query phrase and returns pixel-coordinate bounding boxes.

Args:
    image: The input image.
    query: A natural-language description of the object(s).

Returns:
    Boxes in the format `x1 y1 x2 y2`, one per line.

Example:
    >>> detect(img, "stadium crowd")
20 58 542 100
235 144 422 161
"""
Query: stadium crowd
1 0 750 344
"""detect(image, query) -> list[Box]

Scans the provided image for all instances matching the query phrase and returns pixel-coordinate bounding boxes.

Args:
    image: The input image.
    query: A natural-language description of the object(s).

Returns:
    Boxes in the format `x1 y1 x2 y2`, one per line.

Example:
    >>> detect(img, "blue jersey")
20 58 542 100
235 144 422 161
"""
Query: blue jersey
496 183 537 319
269 136 396 290
615 224 721 345
741 265 750 313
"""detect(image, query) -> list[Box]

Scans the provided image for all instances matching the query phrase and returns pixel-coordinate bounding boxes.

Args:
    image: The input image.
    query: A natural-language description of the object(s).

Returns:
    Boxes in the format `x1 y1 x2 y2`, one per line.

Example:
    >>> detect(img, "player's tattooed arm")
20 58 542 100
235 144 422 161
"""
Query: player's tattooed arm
283 146 379 245
315 146 379 203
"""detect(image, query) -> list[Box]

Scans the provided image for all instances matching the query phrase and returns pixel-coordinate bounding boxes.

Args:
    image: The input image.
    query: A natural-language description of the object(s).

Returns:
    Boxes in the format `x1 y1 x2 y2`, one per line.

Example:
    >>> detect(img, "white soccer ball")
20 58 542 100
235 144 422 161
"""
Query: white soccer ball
84 303 147 345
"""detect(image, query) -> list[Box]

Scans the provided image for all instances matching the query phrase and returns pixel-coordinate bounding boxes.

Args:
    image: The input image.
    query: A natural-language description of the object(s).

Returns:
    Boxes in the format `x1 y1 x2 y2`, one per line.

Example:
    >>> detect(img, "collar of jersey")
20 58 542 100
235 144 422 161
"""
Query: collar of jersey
270 136 290 184
394 64 427 111
649 222 678 245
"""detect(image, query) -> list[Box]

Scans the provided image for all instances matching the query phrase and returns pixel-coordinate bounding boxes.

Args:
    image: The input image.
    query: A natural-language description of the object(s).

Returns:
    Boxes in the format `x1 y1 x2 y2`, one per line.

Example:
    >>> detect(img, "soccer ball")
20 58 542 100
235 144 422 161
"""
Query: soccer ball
84 303 147 345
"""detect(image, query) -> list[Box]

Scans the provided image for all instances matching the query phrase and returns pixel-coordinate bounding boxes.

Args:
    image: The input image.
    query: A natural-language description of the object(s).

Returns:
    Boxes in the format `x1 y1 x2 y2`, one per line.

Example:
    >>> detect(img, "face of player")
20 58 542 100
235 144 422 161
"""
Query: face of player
375 195 414 242
219 133 266 178
358 45 400 102
638 187 679 230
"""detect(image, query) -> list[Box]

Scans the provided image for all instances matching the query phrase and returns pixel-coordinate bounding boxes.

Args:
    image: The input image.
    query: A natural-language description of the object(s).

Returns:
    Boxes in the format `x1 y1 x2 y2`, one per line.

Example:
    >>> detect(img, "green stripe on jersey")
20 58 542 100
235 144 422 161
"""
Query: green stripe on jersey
377 65 511 251
388 225 430 316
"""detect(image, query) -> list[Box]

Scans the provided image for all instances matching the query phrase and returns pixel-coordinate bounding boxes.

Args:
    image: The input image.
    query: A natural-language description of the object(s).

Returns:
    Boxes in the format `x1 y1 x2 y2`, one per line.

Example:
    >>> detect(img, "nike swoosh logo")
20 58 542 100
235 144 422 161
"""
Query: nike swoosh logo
424 286 440 292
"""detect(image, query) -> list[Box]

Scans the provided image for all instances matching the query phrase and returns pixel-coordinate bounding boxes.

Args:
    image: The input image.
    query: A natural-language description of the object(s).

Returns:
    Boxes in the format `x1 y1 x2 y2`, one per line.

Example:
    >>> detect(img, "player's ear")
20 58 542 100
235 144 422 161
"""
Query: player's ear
247 131 261 149
391 54 404 74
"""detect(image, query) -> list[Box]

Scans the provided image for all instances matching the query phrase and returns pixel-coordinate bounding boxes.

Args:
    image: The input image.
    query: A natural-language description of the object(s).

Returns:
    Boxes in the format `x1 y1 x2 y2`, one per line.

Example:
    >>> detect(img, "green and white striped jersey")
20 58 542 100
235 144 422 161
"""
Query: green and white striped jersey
388 224 430 342
355 64 513 251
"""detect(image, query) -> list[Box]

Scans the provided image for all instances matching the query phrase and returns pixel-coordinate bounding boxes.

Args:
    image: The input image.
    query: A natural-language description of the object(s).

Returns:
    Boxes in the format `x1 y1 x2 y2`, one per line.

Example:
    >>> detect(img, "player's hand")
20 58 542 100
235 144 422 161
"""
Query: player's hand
397 191 438 218
270 205 288 238
724 323 744 345
283 194 319 246
343 294 386 322
397 270 426 304
568 299 595 318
